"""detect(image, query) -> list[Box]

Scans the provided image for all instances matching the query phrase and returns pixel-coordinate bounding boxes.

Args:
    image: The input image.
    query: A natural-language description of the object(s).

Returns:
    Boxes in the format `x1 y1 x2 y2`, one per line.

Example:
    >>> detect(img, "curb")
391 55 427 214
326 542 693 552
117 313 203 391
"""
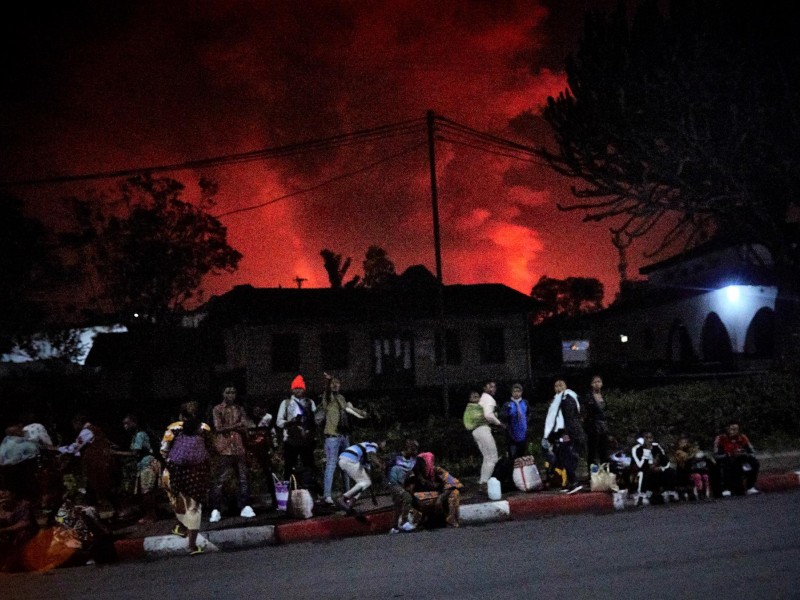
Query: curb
114 471 800 561
508 490 614 519
275 511 393 545
460 500 510 525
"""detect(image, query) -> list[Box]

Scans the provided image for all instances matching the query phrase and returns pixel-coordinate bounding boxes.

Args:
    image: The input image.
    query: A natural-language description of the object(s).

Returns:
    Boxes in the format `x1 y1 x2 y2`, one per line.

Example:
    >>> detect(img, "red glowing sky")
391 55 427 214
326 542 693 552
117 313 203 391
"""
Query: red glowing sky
1 0 643 304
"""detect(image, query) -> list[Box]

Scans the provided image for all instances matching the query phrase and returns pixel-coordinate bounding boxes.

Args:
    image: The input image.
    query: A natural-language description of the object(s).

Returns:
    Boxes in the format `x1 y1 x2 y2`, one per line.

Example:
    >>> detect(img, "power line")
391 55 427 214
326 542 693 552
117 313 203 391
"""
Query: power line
437 134 549 165
213 141 426 218
435 115 540 155
0 117 426 187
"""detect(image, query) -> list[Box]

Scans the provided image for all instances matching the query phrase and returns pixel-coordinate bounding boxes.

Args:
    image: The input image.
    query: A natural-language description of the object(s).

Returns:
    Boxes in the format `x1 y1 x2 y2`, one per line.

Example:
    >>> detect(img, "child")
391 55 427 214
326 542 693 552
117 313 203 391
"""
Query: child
673 434 712 500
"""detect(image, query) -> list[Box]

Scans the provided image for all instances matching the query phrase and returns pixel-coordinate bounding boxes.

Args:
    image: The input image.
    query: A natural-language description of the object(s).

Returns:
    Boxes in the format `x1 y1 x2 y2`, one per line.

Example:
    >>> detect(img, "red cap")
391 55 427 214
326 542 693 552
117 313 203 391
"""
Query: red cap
291 375 306 390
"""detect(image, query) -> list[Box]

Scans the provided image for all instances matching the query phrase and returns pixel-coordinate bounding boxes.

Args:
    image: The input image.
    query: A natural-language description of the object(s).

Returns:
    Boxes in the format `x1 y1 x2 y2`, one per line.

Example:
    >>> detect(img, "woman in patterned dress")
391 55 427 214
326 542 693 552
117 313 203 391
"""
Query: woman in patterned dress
160 401 212 555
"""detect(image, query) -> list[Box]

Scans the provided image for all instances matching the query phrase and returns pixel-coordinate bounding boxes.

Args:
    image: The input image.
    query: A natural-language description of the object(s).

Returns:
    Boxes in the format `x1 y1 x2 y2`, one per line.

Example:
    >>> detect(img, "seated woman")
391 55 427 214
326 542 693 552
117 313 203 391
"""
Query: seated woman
47 488 116 567
395 452 463 530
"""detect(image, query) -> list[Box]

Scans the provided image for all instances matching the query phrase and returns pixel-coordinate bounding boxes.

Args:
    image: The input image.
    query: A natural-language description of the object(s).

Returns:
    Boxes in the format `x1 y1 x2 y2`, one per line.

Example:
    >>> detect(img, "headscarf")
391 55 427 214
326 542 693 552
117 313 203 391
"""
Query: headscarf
417 452 435 480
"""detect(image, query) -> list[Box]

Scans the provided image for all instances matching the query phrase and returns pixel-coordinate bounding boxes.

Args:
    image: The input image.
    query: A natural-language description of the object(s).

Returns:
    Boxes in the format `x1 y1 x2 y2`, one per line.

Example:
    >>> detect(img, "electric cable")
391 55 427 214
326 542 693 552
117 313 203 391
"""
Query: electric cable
0 117 426 187
213 141 426 218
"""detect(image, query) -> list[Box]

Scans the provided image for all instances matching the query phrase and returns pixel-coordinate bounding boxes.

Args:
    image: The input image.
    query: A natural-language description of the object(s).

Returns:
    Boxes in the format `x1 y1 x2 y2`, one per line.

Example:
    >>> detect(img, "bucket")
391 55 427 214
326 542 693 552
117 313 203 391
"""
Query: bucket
487 477 502 501
275 479 289 511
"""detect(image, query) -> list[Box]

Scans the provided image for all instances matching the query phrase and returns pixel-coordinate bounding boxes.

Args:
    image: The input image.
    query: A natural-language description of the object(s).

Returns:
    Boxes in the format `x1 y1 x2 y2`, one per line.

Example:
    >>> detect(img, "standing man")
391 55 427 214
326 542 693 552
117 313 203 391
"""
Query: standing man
543 379 585 494
209 384 255 523
583 375 610 468
316 373 367 506
276 375 317 489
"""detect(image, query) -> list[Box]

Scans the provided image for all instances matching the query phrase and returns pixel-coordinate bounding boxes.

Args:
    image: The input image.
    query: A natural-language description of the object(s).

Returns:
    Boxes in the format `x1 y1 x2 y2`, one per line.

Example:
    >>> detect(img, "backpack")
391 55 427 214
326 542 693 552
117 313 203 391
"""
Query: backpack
168 431 209 466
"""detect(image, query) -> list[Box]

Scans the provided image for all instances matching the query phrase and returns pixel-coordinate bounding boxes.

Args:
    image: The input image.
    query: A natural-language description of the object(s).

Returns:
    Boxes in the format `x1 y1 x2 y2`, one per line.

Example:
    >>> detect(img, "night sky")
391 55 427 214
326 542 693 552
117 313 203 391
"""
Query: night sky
1 0 631 303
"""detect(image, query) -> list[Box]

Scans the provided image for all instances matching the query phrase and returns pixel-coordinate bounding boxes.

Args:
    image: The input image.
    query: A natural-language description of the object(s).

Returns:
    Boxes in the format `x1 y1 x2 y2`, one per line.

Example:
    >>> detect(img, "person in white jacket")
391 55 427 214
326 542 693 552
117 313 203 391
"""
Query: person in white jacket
542 380 584 494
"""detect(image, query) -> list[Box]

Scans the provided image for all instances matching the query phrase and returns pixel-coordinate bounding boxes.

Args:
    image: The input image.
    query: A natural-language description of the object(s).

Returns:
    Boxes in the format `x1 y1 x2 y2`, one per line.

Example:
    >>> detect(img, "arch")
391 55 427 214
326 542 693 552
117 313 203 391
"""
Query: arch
744 307 775 358
701 312 733 363
667 319 696 365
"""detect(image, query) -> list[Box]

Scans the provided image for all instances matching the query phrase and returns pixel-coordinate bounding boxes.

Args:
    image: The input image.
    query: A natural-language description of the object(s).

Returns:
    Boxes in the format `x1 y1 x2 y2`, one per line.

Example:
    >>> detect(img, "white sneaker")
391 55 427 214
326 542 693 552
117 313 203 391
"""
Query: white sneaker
322 496 335 506
209 509 222 523
400 521 416 532
240 505 256 518
388 528 400 535
746 487 760 495
722 490 732 497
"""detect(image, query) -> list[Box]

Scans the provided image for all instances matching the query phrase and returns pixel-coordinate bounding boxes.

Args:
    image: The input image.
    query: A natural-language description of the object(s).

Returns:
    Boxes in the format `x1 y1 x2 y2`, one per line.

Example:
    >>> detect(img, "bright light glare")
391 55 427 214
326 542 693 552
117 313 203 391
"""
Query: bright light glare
725 285 741 303
619 334 629 343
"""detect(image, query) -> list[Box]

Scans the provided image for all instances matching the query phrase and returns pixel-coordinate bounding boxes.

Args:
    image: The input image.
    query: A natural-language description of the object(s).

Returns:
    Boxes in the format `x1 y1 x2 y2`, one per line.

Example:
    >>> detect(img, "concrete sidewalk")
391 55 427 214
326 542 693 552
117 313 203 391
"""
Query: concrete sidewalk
112 462 800 562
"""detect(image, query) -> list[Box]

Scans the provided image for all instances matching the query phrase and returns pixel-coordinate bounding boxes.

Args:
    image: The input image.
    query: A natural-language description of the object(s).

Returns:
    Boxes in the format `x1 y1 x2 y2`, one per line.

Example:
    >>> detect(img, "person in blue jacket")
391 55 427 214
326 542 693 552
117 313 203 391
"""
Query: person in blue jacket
500 383 530 460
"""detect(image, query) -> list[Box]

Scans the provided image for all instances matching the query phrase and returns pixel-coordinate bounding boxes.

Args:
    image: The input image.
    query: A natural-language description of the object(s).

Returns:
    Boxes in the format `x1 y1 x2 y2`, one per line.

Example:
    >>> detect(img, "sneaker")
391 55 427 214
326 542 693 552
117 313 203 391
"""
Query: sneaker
400 521 416 532
722 490 732 498
240 505 256 518
566 484 583 495
189 545 205 556
209 509 222 523
337 497 353 512
322 496 335 506
746 487 760 495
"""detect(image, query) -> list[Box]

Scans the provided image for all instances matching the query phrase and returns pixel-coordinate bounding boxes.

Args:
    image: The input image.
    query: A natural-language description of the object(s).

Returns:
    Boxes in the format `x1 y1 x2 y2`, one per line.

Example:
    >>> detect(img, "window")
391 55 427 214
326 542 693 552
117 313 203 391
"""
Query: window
271 333 300 373
435 329 462 365
320 332 349 370
372 333 415 387
479 327 505 364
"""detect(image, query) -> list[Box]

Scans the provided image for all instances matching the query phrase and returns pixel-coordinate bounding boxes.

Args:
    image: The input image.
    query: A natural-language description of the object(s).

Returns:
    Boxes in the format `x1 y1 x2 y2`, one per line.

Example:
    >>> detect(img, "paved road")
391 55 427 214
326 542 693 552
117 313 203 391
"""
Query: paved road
6 490 800 600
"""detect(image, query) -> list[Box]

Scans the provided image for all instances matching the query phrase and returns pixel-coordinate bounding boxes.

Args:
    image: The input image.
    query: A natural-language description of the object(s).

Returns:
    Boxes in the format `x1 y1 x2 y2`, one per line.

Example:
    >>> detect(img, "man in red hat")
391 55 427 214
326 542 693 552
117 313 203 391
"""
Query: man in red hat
276 375 318 487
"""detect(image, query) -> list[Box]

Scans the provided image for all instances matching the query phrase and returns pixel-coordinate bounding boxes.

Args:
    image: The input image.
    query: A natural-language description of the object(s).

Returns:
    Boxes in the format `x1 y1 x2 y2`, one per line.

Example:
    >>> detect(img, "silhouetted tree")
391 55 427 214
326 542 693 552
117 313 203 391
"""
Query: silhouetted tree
69 175 242 324
530 275 604 323
0 194 48 353
320 248 360 288
361 245 397 289
522 0 800 366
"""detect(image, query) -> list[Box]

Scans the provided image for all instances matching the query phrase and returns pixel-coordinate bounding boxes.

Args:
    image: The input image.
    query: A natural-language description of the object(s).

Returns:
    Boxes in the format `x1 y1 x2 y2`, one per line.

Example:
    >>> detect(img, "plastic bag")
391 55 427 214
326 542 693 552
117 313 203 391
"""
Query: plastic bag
590 462 619 492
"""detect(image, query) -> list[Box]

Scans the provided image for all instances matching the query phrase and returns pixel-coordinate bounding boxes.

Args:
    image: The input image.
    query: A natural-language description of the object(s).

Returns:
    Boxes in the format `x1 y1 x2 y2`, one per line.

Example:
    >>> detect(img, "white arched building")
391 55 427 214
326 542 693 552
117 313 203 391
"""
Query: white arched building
585 241 778 370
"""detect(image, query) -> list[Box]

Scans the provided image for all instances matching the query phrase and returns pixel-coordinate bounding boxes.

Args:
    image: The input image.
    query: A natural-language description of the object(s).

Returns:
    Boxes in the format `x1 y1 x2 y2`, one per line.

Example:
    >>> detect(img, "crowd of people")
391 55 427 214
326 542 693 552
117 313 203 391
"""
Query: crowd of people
0 372 764 568
462 375 762 506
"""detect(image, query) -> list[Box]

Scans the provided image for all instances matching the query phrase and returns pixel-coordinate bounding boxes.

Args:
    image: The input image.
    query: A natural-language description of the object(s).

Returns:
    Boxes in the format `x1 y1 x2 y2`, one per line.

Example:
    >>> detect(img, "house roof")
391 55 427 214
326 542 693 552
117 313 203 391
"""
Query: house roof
84 327 204 370
199 265 535 326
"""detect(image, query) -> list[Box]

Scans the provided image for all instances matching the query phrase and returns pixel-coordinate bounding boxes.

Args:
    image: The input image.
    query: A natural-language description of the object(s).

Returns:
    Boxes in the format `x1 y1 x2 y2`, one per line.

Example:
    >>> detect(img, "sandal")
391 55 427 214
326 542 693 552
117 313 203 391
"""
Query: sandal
172 525 187 538
188 545 205 556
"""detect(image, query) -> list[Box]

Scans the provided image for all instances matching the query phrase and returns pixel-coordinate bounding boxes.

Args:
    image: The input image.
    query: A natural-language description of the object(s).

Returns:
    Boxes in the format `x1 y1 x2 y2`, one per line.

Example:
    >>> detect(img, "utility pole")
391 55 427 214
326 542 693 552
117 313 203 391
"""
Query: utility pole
427 109 449 417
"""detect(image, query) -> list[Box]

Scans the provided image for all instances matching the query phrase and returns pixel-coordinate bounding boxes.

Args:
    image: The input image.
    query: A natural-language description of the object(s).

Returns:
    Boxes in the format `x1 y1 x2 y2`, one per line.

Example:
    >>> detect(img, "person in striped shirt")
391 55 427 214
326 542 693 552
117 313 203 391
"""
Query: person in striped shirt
336 441 385 511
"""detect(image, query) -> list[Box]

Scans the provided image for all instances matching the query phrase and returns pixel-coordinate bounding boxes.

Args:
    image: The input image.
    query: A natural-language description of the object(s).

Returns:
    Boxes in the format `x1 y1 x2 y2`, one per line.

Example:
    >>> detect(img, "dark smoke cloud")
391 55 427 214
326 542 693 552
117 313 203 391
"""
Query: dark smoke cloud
1 0 629 300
